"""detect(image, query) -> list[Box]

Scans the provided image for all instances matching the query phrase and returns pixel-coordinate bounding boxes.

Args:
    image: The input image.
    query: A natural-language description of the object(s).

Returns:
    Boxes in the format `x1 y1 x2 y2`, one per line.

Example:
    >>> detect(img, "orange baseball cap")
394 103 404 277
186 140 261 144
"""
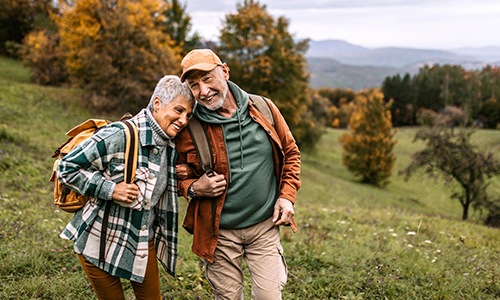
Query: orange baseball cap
180 49 223 82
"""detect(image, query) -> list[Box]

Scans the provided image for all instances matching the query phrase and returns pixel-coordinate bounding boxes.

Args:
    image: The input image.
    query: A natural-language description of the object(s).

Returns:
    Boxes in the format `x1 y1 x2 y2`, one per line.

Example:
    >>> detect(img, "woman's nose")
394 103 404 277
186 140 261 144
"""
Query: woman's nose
179 114 189 126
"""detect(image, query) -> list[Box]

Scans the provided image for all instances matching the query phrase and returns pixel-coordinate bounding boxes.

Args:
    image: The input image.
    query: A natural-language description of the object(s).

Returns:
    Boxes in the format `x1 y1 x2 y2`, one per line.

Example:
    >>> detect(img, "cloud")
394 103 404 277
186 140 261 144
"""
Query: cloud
181 0 500 49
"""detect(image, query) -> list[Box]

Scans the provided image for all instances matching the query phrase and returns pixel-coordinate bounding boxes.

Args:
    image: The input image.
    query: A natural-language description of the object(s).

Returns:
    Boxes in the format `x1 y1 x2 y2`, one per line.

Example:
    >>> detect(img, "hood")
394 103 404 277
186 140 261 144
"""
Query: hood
194 81 249 124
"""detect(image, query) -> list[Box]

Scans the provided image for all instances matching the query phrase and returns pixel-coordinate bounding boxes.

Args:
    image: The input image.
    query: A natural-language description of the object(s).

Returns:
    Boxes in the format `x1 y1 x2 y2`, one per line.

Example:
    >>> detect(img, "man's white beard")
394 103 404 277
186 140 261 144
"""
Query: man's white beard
199 93 225 111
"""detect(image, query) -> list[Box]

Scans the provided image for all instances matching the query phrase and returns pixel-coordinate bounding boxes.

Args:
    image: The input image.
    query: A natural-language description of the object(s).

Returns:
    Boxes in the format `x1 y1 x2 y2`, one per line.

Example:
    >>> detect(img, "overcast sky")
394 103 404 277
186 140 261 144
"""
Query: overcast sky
180 0 500 50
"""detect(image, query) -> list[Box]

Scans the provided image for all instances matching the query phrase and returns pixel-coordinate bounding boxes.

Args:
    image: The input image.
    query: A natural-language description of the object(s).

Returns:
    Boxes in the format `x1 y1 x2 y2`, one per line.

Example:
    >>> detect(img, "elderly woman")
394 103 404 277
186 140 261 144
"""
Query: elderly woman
58 75 194 300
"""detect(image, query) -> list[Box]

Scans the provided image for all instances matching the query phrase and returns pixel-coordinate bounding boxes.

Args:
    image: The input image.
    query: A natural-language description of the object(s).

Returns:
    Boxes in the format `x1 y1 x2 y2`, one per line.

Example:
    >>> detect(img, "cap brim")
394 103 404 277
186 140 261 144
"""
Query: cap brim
181 63 218 82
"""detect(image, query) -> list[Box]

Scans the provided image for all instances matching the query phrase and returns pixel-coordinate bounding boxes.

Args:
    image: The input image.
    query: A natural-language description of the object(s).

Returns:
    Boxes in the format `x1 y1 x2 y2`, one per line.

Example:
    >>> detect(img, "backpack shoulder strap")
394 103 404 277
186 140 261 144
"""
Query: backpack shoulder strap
249 94 275 127
186 94 274 173
117 120 139 184
99 120 138 263
187 117 213 172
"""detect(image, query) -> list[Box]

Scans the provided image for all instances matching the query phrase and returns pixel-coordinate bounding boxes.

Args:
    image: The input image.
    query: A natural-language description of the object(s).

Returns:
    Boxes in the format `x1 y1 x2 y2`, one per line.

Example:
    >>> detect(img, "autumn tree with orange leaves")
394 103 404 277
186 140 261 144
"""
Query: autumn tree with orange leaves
54 0 182 112
339 89 397 186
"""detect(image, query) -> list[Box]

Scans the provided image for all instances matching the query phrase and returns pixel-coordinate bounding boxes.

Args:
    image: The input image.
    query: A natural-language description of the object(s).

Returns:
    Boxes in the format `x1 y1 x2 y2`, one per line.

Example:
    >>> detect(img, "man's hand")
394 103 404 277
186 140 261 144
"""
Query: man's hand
112 181 139 203
191 171 226 197
272 198 295 226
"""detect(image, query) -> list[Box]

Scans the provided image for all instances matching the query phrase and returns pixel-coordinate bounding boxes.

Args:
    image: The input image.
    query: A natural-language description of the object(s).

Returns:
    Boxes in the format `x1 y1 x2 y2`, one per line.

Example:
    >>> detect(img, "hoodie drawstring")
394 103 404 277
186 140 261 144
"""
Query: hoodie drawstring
236 104 244 170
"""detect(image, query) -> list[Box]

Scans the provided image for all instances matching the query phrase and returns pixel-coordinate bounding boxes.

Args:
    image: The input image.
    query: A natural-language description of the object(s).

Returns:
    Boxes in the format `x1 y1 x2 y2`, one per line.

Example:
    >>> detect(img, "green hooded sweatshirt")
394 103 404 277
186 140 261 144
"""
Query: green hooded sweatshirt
194 81 278 229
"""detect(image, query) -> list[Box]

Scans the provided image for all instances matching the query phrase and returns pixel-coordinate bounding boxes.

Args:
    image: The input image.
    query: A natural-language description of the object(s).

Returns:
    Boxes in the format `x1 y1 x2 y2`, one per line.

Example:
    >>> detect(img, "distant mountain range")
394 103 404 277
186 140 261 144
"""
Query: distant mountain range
306 39 500 90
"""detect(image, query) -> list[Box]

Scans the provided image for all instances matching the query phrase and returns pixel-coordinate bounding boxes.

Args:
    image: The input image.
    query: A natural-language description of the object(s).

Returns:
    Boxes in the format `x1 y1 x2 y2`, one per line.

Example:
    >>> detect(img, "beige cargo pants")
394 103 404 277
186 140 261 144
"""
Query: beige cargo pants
205 217 288 300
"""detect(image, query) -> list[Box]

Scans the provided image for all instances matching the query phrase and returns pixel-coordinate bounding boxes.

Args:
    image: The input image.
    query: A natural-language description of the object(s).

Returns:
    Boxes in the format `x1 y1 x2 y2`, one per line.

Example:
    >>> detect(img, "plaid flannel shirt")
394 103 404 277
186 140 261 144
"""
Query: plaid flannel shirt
59 109 178 282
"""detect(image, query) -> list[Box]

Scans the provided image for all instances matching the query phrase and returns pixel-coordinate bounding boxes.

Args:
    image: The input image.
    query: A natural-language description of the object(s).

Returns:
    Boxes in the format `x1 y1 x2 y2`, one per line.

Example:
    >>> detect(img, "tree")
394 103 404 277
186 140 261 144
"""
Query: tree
216 0 322 150
382 73 415 126
339 89 397 186
161 0 202 55
0 0 57 56
56 0 181 112
401 127 500 221
21 30 68 85
477 98 500 129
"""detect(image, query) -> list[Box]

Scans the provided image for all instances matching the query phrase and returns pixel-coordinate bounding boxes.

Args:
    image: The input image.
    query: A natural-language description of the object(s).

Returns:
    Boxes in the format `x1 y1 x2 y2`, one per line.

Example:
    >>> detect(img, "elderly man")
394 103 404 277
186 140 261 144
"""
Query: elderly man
176 49 301 299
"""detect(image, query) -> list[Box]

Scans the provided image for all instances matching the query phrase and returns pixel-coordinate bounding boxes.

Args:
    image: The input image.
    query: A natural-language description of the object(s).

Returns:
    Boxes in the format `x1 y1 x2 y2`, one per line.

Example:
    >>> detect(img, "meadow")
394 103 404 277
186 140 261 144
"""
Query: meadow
0 56 499 299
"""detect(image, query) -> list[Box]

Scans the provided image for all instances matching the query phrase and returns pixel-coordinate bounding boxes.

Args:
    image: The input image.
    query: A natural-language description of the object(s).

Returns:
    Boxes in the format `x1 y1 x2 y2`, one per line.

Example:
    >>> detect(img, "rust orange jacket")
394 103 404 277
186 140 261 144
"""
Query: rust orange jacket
176 96 301 263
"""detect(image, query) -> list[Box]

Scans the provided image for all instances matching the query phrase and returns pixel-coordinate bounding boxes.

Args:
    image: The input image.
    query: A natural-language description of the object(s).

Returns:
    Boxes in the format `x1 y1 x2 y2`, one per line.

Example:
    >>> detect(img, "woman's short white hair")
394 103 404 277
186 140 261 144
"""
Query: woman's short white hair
148 75 194 110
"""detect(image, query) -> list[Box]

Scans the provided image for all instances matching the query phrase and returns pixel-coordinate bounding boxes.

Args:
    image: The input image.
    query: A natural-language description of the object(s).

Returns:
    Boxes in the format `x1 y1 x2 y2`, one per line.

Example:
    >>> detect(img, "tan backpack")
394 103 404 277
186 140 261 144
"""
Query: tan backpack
50 116 138 213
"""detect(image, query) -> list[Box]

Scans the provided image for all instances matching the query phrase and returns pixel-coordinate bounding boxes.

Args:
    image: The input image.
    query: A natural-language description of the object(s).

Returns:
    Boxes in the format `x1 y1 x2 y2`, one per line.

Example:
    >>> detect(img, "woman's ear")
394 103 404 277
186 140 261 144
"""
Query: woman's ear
153 97 161 113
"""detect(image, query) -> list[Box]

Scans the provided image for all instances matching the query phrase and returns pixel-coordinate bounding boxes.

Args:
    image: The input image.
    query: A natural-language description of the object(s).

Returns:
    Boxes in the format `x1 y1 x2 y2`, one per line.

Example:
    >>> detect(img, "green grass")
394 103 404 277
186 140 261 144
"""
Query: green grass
1 56 499 299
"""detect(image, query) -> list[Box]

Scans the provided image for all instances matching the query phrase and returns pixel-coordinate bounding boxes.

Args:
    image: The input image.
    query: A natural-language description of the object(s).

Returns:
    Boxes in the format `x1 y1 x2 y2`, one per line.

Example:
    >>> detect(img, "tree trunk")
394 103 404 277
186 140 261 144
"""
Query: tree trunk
462 203 469 220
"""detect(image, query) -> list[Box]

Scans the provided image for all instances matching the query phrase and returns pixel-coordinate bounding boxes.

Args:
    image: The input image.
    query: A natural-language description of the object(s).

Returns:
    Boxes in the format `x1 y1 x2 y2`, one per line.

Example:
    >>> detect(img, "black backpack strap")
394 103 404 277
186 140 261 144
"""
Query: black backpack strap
187 117 213 173
249 94 275 127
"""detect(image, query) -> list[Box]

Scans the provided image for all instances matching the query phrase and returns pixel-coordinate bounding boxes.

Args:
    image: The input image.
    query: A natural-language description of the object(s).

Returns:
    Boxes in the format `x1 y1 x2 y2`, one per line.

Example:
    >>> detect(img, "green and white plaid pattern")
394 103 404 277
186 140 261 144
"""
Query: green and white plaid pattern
59 109 178 282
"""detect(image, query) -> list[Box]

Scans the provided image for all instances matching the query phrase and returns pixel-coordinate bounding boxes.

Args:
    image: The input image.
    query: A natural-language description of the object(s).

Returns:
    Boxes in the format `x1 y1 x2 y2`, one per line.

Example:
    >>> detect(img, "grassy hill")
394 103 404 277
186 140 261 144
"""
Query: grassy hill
1 56 499 299
307 57 400 90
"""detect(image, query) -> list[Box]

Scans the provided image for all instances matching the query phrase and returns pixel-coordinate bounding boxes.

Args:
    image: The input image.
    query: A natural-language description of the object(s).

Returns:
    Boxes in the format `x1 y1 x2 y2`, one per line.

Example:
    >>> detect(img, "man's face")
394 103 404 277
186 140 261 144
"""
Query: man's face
185 66 229 111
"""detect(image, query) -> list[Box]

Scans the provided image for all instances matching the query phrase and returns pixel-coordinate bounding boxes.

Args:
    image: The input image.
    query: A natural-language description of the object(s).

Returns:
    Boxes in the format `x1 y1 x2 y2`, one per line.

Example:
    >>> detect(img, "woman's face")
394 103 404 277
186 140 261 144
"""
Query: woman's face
152 95 193 137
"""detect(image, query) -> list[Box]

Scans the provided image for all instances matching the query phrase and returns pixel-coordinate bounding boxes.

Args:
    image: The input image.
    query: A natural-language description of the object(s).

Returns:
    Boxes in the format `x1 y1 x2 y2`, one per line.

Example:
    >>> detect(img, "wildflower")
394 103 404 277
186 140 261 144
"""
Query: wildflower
407 231 416 236
408 244 414 248
425 240 432 244
391 233 398 237
388 228 394 232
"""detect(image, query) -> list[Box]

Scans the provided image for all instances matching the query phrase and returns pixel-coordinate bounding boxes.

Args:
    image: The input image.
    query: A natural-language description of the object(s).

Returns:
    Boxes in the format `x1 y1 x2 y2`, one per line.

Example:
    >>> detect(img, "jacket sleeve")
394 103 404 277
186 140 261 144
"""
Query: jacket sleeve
57 127 125 201
175 128 198 200
267 99 301 204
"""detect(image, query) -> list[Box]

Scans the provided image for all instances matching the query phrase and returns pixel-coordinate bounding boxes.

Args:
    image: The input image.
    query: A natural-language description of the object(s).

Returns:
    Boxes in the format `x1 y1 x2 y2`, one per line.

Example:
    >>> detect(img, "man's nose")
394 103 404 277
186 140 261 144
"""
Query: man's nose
199 82 210 96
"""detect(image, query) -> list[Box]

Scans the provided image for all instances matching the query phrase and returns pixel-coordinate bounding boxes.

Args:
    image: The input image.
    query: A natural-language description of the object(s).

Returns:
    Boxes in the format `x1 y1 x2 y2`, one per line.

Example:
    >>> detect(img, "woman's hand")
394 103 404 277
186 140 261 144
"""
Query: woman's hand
176 163 194 179
112 181 139 203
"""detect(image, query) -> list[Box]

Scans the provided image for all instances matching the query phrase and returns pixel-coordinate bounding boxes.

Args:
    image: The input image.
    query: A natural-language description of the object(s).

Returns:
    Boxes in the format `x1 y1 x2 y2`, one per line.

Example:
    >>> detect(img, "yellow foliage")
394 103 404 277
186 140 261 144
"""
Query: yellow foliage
338 88 397 186
53 0 181 110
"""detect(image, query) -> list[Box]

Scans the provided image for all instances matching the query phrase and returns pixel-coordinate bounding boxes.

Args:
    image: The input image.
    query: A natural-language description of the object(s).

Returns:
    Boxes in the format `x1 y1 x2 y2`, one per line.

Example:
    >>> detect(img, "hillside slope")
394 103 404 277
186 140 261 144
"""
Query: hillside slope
1 57 499 299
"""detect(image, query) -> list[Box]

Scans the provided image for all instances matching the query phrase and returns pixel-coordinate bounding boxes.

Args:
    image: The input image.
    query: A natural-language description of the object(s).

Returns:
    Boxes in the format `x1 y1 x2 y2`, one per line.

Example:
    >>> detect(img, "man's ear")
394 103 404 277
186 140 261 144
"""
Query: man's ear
222 63 230 80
